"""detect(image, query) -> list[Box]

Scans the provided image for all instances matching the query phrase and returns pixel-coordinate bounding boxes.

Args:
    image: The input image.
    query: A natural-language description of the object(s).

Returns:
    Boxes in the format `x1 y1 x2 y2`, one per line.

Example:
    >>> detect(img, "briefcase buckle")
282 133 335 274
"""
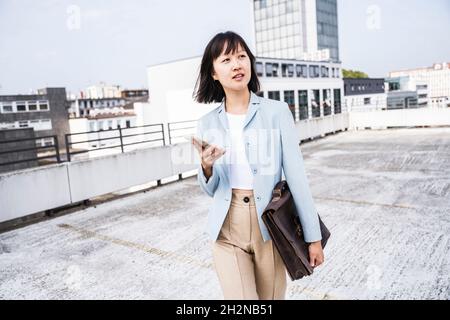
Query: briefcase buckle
272 189 282 201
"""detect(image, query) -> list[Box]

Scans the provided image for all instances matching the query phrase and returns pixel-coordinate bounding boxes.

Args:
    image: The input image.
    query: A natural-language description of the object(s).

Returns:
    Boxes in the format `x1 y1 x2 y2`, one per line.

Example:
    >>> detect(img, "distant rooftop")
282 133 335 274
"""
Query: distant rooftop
390 62 450 74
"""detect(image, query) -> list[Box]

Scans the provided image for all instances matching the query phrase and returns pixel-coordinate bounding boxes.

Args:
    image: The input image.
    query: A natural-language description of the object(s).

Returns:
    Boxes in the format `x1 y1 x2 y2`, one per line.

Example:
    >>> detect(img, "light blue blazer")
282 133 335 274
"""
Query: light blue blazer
196 91 322 243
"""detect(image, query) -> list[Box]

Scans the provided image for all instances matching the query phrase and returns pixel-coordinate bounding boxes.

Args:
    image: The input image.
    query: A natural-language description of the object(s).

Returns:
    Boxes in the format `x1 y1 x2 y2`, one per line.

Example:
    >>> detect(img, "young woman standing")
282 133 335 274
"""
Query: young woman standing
192 31 324 300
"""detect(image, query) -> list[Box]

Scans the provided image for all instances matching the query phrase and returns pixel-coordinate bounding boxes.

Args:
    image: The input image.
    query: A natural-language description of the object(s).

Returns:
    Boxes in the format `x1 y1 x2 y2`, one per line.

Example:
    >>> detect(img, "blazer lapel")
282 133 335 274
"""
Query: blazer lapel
242 91 261 131
216 91 261 132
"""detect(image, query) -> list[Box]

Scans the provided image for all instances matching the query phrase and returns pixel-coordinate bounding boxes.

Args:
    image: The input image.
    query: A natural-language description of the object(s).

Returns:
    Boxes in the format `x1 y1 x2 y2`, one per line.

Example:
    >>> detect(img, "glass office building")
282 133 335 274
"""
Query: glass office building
253 0 339 62
316 0 339 61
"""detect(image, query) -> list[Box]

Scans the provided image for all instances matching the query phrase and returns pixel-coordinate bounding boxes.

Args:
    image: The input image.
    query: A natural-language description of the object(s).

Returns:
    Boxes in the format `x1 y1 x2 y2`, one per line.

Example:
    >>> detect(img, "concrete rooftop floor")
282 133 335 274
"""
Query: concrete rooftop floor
0 127 449 300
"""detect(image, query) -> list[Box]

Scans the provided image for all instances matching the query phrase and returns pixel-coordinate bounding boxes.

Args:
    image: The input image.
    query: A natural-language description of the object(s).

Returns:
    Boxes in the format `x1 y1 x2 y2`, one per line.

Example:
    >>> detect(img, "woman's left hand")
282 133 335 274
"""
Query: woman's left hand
308 241 324 268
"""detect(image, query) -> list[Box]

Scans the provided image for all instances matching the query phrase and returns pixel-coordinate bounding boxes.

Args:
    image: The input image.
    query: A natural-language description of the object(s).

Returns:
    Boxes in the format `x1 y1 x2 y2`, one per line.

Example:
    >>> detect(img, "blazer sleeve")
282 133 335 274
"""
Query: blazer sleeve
196 119 220 198
279 103 322 243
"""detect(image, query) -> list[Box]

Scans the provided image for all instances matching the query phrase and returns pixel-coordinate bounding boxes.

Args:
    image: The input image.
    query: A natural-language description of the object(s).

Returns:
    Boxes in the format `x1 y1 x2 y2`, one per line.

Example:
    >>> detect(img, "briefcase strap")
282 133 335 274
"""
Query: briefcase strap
272 180 289 201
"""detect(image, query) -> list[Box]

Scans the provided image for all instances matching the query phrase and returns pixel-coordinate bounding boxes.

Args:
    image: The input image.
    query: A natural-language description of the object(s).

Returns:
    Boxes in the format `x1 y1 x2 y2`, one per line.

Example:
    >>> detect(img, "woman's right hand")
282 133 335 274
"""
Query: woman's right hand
192 138 226 172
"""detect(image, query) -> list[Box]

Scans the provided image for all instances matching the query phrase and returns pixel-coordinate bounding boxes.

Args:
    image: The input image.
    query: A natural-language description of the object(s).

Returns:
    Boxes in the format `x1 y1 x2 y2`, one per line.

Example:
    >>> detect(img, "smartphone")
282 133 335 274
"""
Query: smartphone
188 135 210 149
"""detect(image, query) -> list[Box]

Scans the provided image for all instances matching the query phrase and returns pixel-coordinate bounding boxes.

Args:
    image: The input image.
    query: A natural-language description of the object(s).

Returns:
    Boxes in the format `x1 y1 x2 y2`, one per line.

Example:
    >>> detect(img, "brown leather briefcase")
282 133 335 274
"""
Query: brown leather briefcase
262 180 331 281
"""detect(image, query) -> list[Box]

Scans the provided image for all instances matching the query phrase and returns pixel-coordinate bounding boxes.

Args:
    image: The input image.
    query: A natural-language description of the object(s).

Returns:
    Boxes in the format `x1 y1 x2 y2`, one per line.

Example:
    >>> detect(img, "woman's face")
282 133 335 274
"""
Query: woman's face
212 43 251 93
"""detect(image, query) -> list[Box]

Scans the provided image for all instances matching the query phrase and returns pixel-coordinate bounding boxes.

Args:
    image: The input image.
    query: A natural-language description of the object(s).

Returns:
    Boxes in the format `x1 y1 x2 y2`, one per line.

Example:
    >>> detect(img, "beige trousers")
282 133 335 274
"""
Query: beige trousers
211 188 287 300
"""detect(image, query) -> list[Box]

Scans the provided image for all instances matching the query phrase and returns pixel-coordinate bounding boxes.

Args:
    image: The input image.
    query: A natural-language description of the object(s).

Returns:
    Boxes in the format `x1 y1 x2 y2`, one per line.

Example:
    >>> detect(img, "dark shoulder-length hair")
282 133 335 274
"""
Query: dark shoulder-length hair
193 31 260 104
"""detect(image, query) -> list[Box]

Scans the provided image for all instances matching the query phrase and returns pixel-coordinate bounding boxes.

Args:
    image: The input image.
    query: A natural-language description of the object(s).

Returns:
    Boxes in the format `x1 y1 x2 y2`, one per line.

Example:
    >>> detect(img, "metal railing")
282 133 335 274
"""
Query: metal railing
0 135 61 167
0 121 200 169
167 120 197 145
65 123 165 162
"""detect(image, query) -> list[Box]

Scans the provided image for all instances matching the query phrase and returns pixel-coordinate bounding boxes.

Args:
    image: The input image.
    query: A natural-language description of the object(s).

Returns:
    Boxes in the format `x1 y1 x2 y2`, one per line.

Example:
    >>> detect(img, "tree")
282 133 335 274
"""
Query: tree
343 69 369 78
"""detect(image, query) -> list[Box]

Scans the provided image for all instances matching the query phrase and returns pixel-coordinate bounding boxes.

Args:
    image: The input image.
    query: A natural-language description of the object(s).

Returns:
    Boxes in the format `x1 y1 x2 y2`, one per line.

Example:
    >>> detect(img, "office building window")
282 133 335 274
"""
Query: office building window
16 102 27 112
334 89 342 114
309 65 320 78
364 97 371 105
296 64 307 78
287 64 294 77
323 89 331 115
18 120 28 128
256 62 264 76
28 102 37 111
38 100 49 110
256 91 264 97
1 104 13 113
268 91 280 101
272 63 279 77
298 90 308 120
283 90 295 119
295 64 301 77
389 82 400 91
312 89 320 117
265 62 279 77
407 97 418 108
36 137 54 147
265 63 273 77
43 137 55 146
321 66 329 78
281 63 294 77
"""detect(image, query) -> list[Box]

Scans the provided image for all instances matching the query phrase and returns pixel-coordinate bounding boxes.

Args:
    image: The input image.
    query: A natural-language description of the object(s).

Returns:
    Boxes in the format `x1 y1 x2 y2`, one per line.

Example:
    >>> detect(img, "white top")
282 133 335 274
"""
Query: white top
226 112 254 190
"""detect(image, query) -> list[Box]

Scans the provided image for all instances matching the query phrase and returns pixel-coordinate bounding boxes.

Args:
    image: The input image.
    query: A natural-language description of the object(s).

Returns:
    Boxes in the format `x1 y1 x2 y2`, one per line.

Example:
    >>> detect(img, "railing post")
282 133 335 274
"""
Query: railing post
162 123 166 146
65 134 71 162
167 122 171 145
54 135 61 163
118 126 124 153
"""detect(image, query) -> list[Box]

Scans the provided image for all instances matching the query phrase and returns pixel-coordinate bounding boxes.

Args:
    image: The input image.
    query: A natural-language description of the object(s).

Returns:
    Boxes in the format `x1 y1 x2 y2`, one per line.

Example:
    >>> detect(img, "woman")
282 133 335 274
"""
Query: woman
192 31 324 300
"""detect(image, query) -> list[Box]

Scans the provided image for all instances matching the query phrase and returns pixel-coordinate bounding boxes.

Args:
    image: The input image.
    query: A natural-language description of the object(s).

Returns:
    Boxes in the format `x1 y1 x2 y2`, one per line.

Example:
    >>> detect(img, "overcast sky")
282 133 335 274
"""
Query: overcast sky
0 0 449 95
